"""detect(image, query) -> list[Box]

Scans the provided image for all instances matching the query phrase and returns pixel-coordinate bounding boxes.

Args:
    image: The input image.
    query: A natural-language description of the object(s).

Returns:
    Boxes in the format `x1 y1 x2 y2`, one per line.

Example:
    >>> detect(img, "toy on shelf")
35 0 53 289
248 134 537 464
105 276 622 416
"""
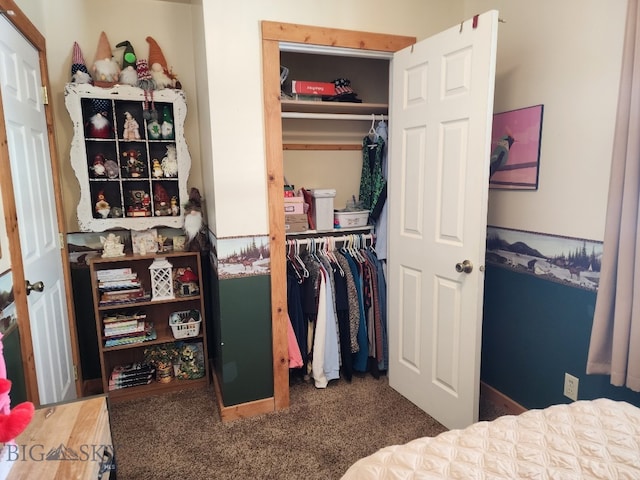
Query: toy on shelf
100 233 125 258
122 111 141 141
115 40 138 86
91 31 120 88
70 41 92 84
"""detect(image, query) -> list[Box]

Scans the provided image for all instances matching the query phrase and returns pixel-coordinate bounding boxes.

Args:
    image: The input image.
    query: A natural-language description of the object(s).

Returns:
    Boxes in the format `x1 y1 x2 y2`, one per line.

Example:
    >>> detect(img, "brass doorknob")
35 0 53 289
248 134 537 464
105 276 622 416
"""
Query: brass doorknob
455 260 473 274
25 280 44 295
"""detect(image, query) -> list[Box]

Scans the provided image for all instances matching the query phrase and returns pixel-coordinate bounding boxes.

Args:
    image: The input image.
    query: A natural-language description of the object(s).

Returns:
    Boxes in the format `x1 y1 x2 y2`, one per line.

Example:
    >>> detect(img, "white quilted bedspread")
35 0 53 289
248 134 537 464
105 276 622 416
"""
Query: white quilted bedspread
341 398 640 479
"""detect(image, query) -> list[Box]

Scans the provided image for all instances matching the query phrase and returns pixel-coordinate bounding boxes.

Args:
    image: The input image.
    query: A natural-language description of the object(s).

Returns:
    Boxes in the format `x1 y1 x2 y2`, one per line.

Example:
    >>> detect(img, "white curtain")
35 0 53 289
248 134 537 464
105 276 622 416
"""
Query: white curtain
587 0 640 391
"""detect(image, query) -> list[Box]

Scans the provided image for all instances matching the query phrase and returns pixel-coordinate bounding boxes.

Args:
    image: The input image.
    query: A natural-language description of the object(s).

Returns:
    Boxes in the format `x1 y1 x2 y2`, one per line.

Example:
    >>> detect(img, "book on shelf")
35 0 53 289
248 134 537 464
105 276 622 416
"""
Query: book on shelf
104 320 146 337
96 268 134 281
99 289 150 305
102 312 147 324
103 323 156 347
108 377 153 390
108 362 156 390
98 280 142 291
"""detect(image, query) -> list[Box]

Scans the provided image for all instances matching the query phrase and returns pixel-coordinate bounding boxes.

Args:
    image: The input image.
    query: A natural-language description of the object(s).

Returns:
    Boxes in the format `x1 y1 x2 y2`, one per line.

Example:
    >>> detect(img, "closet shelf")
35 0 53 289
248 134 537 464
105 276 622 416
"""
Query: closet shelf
286 226 374 238
281 99 388 116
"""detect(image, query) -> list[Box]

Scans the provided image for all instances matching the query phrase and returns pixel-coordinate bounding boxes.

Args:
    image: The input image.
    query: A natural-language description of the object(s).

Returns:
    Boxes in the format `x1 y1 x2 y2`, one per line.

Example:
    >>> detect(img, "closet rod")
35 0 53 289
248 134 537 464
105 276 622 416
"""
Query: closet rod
281 112 389 121
283 143 361 151
288 233 374 247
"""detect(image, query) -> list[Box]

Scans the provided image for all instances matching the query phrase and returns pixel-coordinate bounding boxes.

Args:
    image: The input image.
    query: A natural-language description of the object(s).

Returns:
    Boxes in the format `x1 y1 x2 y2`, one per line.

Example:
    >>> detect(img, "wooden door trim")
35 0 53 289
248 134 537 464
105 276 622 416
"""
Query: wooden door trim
0 0 83 404
261 21 415 411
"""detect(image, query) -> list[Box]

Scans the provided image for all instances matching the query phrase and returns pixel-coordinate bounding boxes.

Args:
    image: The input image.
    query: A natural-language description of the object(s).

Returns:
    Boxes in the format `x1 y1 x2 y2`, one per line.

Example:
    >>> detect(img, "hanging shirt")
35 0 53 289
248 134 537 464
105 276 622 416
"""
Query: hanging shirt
359 135 386 212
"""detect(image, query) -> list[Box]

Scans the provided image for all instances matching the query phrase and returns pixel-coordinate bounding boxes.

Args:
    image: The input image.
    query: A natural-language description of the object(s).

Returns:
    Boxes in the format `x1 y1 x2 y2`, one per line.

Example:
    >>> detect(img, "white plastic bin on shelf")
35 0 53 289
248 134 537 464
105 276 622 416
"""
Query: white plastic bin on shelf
311 189 336 232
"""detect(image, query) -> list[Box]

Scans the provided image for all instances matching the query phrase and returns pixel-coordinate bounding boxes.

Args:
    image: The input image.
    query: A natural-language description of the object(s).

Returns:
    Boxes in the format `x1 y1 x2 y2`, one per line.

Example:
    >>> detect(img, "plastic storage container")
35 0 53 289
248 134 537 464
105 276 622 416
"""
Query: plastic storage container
311 189 336 231
334 209 369 228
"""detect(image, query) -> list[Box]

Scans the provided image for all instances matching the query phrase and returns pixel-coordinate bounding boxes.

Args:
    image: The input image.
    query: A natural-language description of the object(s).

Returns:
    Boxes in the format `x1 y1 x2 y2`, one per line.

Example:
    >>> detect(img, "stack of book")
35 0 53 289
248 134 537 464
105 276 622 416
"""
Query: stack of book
102 312 156 347
97 268 150 305
108 362 156 391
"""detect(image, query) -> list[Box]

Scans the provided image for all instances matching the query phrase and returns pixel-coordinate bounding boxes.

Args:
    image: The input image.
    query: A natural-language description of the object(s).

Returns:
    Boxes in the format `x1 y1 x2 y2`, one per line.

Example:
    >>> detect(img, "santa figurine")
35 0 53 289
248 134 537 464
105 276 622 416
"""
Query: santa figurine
85 99 113 139
91 154 107 177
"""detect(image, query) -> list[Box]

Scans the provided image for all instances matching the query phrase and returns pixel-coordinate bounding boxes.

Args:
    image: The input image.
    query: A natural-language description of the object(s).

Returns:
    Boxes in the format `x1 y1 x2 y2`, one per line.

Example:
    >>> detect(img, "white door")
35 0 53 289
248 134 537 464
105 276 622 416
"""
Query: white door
0 15 76 404
388 10 498 429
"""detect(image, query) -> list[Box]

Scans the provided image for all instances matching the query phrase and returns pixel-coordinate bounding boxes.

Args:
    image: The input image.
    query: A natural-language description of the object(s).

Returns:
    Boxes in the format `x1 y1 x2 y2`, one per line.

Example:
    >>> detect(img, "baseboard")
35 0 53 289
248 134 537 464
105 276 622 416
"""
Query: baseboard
480 381 527 415
211 368 275 422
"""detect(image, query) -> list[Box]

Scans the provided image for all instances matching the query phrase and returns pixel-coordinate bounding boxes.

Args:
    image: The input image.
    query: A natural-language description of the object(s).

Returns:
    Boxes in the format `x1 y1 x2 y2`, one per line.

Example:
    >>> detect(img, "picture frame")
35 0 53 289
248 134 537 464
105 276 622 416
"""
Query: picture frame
131 229 158 255
489 104 544 190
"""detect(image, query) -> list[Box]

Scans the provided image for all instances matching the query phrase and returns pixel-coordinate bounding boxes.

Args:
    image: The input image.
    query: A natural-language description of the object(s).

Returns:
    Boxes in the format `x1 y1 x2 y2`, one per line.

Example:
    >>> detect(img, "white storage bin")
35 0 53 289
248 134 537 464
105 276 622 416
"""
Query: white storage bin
334 210 369 228
311 189 336 231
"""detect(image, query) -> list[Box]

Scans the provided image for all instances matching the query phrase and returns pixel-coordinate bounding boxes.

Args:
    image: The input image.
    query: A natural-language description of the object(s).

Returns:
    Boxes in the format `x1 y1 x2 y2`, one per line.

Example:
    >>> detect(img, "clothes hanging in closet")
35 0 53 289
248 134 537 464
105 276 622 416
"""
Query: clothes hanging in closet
286 239 387 388
359 135 386 213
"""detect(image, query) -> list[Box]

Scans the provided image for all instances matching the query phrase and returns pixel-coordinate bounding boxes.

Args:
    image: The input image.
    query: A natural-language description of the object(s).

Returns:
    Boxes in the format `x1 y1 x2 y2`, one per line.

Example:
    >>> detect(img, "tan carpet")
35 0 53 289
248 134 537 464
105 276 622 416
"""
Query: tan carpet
109 375 503 480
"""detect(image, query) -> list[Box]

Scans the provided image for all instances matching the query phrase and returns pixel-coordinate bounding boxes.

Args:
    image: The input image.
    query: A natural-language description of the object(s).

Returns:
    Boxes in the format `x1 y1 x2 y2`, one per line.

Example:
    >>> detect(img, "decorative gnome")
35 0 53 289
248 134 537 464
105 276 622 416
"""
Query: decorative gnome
136 58 159 137
115 40 138 86
183 187 208 252
146 36 178 89
70 41 92 84
85 98 113 139
0 378 34 444
153 183 172 216
91 31 120 88
91 153 107 177
161 144 178 177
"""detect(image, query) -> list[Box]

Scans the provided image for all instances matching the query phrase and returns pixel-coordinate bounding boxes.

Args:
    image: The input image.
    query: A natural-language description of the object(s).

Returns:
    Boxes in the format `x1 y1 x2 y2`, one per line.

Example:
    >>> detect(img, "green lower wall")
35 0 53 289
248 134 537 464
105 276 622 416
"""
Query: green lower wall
482 265 640 408
215 275 273 406
4 324 26 405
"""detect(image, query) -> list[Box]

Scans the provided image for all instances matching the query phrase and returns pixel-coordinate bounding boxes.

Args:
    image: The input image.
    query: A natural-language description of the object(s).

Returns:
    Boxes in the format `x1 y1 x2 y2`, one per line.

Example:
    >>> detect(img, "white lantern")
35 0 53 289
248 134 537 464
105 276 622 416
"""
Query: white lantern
149 257 174 300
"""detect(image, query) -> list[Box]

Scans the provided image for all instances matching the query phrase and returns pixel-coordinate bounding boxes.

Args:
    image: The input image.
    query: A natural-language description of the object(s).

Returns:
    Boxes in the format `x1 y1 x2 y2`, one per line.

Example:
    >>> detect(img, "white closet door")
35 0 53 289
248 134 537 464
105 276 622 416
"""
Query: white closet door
0 14 76 405
387 10 498 429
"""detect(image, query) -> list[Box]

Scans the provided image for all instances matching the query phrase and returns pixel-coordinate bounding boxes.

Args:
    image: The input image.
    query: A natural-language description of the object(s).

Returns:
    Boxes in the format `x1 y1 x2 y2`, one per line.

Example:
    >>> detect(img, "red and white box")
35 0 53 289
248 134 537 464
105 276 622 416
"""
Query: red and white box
291 80 336 96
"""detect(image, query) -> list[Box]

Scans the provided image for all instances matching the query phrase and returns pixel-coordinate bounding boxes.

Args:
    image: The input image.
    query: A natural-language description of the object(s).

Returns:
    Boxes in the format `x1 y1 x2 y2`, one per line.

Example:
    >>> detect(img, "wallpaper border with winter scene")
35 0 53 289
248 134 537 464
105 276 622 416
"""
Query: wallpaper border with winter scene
217 235 270 280
486 226 602 292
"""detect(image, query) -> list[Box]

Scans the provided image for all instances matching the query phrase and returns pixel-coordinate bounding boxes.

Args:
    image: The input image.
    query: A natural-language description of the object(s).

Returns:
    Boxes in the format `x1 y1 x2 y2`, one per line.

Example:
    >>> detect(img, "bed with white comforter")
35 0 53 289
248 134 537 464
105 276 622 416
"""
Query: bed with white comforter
342 398 640 479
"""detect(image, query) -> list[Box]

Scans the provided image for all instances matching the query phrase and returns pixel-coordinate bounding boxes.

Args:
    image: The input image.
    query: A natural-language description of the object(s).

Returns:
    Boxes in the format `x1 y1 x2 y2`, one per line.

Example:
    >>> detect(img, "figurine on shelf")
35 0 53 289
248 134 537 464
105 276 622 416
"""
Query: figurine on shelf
100 233 125 258
173 267 199 296
122 149 145 178
153 183 172 216
104 158 120 179
70 41 92 84
160 106 174 140
183 188 208 252
91 154 106 177
115 40 138 86
146 36 178 89
95 191 110 218
91 31 120 88
152 159 163 178
170 196 180 216
161 144 178 177
122 112 141 141
85 99 113 139
127 189 152 217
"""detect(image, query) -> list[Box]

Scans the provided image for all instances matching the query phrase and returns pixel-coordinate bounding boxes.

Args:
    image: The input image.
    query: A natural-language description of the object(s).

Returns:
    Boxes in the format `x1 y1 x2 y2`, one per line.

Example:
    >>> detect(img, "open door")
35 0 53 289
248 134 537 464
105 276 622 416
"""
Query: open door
0 10 77 404
388 10 498 429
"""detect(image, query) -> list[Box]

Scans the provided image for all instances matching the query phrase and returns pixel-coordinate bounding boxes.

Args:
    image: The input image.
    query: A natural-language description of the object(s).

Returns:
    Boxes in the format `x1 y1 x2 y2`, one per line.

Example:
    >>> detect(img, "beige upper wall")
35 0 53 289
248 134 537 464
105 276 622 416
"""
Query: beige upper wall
200 0 464 238
466 1 626 241
15 0 627 241
23 0 203 232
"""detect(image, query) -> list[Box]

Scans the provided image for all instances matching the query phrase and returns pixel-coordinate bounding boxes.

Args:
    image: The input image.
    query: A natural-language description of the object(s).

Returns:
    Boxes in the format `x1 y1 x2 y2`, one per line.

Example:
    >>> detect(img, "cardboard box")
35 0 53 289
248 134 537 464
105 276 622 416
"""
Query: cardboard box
284 196 305 214
285 213 309 233
291 80 336 96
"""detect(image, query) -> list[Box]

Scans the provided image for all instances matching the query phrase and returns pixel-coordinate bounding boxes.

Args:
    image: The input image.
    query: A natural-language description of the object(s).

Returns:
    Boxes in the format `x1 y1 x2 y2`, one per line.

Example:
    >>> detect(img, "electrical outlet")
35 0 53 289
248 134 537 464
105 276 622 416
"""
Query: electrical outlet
564 372 579 401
